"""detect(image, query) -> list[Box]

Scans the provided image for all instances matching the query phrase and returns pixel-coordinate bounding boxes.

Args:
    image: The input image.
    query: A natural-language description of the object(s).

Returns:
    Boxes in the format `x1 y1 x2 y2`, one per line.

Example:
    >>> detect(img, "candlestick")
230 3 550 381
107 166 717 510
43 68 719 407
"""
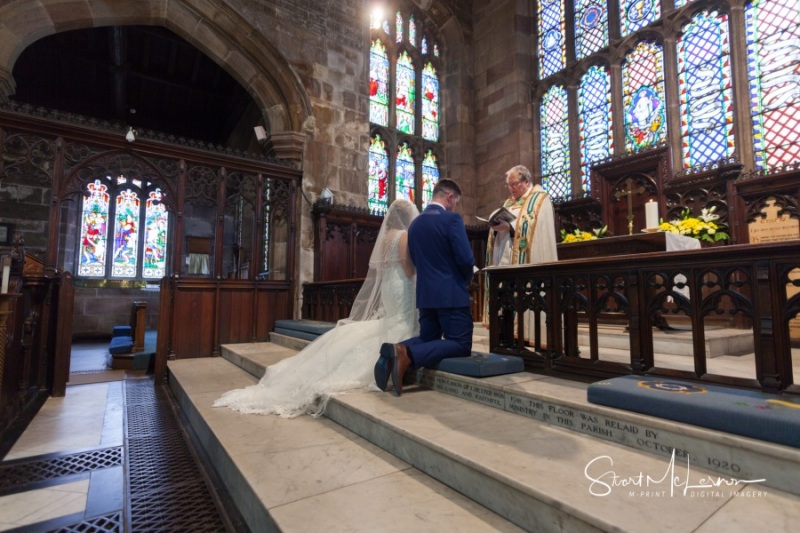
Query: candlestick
645 200 659 229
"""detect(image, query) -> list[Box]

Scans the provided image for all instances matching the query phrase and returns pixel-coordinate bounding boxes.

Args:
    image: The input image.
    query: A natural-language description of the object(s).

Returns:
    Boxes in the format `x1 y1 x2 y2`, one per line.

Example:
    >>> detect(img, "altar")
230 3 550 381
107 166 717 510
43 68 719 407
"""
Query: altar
557 231 700 261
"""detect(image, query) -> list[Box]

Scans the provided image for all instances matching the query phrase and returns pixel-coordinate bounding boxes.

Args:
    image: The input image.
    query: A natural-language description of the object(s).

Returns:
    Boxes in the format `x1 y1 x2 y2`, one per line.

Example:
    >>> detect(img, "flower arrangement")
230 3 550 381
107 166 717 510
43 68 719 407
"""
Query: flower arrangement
658 207 729 243
560 225 607 243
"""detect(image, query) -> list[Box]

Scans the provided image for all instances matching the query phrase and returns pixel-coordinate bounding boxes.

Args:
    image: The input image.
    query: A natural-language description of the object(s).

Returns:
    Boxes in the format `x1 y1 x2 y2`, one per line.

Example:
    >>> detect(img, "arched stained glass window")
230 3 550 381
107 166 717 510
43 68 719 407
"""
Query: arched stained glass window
78 176 170 279
540 85 571 197
575 0 608 60
421 62 440 141
79 179 110 277
395 51 416 134
369 5 442 212
395 143 415 202
678 11 734 168
111 189 140 278
369 39 390 126
368 135 390 211
579 66 613 191
396 11 403 43
421 150 439 208
538 0 566 79
620 0 661 37
622 41 667 152
143 189 168 279
746 0 800 169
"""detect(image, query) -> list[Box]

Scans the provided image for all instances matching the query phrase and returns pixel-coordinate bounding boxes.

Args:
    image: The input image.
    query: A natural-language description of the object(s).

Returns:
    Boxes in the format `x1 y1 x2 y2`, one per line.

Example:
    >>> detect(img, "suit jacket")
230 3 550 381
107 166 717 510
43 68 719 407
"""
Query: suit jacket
407 204 475 309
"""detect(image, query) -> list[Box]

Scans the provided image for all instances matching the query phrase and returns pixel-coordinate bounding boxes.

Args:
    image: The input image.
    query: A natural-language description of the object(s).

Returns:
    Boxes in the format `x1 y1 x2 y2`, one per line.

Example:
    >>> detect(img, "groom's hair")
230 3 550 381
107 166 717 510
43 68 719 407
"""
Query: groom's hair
433 178 462 198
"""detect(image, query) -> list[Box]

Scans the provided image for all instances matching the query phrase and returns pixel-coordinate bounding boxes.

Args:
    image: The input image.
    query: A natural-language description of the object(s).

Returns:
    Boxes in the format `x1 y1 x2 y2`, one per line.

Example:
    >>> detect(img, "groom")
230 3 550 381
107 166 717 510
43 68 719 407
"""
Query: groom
375 179 475 396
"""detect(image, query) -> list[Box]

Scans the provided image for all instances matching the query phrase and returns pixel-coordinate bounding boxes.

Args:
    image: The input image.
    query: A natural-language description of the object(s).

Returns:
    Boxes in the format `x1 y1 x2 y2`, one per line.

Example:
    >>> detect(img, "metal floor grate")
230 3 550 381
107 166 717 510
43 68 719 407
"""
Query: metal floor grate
124 379 229 531
51 511 124 532
41 377 231 532
0 447 123 494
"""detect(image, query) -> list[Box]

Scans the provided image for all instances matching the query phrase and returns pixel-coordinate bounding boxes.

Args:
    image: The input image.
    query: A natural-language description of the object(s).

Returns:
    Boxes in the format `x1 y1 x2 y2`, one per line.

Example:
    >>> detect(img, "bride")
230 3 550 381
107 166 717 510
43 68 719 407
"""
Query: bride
213 199 420 418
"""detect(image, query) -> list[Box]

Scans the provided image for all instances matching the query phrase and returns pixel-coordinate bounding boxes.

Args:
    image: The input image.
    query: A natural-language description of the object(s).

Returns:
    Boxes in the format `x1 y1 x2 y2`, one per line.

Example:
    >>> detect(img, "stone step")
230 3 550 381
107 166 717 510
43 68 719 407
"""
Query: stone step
219 341 800 497
167 358 524 533
169 351 800 532
578 325 754 358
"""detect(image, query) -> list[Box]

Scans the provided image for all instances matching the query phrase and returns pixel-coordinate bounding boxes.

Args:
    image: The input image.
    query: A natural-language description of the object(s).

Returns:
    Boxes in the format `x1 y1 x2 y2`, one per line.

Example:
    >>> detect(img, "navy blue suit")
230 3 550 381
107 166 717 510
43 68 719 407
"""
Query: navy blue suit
402 204 475 367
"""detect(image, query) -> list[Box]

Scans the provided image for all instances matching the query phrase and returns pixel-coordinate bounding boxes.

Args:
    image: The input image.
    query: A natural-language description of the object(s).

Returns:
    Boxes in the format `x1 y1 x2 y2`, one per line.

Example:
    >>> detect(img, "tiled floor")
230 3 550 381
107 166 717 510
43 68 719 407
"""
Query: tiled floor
0 342 235 532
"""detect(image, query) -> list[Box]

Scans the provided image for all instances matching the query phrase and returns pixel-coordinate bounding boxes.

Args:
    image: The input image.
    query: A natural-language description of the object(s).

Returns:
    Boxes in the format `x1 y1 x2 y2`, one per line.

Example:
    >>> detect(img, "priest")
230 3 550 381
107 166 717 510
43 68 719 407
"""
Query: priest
483 165 558 330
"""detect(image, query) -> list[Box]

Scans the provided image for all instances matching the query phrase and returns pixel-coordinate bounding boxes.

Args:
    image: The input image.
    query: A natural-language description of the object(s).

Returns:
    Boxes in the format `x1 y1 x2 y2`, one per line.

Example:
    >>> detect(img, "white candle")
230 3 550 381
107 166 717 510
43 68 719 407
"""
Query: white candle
1 264 9 294
645 200 659 229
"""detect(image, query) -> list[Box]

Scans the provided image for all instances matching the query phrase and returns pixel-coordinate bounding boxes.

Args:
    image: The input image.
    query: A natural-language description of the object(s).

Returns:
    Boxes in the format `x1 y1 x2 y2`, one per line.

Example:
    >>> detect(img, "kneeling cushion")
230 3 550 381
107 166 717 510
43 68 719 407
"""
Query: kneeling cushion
436 352 524 377
109 335 134 354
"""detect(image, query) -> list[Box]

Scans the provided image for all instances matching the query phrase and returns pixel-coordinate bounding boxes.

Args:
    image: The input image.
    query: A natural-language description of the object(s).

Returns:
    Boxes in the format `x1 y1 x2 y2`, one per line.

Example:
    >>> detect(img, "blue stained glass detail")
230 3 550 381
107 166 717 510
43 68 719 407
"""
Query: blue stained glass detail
620 0 661 37
579 66 613 192
576 0 608 60
539 0 566 79
678 11 734 168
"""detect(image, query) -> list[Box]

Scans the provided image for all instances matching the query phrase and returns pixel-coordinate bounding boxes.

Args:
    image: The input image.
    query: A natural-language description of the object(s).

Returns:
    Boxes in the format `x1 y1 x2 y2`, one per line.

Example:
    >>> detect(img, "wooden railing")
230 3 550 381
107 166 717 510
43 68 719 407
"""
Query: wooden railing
486 241 800 393
301 278 485 324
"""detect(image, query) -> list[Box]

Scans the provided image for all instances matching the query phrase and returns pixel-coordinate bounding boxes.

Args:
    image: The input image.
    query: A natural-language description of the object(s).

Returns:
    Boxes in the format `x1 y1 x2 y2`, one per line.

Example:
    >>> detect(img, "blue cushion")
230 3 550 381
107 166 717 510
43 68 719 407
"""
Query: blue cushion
112 325 132 338
588 375 800 448
435 352 525 377
273 327 319 342
274 319 335 335
109 336 134 354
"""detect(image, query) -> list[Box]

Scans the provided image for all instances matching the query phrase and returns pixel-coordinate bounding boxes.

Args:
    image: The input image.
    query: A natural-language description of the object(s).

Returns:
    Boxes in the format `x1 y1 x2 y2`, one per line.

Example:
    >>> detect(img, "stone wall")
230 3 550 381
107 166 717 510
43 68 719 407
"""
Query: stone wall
72 286 160 339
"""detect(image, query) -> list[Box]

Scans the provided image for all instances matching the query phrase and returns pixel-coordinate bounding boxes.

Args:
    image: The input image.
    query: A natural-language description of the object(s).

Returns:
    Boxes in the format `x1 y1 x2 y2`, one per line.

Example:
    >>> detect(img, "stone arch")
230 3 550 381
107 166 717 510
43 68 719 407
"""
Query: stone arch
0 0 312 136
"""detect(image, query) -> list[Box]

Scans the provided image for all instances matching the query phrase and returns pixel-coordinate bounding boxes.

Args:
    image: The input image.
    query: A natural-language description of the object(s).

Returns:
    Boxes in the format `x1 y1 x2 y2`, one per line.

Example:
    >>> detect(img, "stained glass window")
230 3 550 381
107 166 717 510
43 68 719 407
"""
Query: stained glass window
78 177 169 279
143 189 168 279
369 8 441 211
421 150 439 208
678 11 734 169
540 85 571 197
396 11 403 43
579 66 613 192
538 0 566 79
369 39 389 127
368 135 389 212
746 0 800 170
111 189 140 278
79 179 110 277
421 62 439 141
575 0 608 60
620 0 660 37
395 51 416 134
395 143 415 203
622 41 667 152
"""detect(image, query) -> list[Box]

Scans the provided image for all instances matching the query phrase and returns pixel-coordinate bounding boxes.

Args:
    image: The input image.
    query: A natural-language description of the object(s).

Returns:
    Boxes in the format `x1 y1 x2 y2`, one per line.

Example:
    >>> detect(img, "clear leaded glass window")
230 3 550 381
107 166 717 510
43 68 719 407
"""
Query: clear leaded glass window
578 65 613 191
540 85 571 197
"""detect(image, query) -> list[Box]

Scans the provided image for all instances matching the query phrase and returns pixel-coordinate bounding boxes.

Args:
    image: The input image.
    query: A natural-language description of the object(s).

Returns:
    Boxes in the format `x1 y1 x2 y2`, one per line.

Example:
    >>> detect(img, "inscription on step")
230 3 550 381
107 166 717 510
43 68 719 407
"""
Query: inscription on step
423 373 797 494
424 375 505 408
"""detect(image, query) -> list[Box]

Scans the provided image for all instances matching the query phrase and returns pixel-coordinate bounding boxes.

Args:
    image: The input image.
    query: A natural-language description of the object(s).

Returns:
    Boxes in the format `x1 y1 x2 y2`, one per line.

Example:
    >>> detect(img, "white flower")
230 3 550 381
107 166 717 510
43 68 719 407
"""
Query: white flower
699 206 719 222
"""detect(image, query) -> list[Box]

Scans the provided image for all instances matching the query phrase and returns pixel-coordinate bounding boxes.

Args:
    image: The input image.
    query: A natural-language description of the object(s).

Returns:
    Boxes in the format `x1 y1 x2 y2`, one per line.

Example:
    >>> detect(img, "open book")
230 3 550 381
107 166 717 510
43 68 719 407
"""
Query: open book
476 206 516 226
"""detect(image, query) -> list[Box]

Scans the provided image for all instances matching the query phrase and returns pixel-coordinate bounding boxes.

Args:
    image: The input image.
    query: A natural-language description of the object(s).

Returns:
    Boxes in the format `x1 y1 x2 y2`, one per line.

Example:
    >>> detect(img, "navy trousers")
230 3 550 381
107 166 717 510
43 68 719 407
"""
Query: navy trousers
401 306 473 368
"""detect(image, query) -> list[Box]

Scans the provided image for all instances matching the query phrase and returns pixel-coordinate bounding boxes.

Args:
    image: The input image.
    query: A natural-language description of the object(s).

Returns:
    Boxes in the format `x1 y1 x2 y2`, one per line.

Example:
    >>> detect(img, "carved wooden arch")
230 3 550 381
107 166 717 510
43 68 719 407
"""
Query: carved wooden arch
0 0 312 135
59 149 178 214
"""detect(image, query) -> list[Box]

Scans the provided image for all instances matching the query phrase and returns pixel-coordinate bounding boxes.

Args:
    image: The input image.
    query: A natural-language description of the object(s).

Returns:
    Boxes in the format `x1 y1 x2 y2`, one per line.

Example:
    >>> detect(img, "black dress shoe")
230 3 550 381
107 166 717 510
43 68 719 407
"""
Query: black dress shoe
391 344 412 397
374 343 394 391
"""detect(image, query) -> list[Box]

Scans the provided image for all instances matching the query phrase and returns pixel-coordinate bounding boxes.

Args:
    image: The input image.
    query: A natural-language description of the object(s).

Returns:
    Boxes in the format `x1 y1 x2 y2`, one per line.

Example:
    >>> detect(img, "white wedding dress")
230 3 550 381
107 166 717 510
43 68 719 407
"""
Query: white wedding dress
213 203 418 418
